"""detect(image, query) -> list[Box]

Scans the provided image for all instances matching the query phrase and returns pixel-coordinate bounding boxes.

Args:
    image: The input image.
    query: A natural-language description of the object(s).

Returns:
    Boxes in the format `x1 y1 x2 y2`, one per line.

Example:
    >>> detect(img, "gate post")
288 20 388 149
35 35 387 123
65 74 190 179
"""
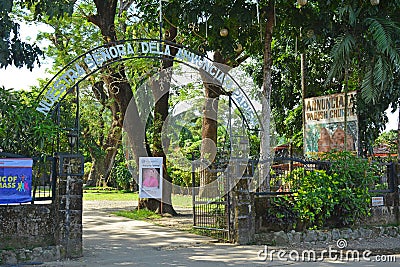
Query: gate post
55 153 84 258
231 162 255 244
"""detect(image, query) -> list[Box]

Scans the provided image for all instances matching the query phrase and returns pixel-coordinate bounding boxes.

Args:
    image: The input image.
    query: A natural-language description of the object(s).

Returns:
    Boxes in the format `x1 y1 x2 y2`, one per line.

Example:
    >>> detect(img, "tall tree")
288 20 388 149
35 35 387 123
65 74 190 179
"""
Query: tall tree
320 1 400 154
157 0 262 195
33 1 168 211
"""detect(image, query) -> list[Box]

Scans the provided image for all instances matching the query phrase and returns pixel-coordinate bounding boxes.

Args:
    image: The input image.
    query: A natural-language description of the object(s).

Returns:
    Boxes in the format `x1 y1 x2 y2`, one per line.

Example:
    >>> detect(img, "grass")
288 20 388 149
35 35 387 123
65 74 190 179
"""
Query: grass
83 187 192 208
171 194 193 208
83 188 139 201
112 209 161 220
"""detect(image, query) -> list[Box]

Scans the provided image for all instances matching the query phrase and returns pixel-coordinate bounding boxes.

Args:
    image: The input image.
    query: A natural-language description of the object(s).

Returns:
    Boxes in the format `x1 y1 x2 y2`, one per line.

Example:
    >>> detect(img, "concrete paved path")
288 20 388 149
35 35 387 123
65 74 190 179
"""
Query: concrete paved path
39 203 400 267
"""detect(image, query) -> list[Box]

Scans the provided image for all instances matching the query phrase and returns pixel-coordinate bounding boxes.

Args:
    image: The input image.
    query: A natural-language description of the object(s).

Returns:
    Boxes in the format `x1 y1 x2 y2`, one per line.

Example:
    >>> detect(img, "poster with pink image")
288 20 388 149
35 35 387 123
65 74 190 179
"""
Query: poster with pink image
139 157 163 199
142 168 159 188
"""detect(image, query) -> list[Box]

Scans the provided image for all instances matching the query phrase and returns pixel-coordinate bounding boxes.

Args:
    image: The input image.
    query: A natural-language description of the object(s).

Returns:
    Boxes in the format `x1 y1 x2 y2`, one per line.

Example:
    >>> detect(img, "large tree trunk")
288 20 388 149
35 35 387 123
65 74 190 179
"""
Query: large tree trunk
86 0 147 188
199 83 222 198
259 7 275 192
139 26 178 215
198 52 229 198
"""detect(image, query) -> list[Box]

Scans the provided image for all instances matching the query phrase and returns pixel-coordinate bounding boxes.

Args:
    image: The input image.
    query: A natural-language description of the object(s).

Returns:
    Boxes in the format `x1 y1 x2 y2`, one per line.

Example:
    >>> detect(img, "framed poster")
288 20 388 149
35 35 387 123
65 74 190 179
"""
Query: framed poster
0 158 33 204
139 157 163 199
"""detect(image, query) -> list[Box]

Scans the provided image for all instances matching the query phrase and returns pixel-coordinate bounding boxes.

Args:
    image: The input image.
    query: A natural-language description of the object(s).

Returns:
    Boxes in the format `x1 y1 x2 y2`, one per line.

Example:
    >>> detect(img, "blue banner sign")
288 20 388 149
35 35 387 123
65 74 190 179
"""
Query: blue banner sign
0 158 33 204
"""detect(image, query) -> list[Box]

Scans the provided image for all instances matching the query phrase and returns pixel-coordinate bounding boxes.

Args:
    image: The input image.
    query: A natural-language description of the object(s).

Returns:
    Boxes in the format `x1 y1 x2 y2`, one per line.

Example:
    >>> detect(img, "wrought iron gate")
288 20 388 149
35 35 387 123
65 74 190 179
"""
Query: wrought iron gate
192 160 232 241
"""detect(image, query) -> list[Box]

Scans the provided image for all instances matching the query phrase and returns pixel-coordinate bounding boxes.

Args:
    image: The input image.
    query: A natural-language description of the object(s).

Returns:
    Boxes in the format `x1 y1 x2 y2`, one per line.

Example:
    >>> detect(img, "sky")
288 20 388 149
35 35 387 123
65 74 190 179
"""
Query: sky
0 22 52 91
0 22 398 132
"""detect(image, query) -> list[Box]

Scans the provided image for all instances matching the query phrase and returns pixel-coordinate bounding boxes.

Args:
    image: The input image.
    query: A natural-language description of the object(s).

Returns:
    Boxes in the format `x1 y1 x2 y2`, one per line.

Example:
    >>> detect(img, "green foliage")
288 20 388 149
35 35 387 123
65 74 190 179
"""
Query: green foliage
374 130 398 155
110 162 133 190
169 167 192 189
263 197 298 231
21 0 74 20
109 149 133 190
83 161 92 180
0 10 43 69
324 151 379 226
0 87 58 156
0 0 73 70
292 152 379 229
293 169 338 228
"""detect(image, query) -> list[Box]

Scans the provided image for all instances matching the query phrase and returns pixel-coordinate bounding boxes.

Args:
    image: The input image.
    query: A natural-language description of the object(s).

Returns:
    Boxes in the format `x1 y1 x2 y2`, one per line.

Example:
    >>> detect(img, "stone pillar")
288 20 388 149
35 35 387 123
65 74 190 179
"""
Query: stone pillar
55 156 83 258
232 177 255 244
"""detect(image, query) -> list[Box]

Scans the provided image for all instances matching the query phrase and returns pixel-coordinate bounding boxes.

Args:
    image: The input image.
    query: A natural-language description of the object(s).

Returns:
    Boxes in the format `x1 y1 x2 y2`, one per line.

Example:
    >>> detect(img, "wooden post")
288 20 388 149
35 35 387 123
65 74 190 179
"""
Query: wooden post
344 69 349 151
301 53 306 155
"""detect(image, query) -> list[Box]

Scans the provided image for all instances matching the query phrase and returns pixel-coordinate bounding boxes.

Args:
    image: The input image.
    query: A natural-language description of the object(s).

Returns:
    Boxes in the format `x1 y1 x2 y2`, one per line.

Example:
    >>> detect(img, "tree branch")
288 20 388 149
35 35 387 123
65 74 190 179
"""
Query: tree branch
118 0 135 17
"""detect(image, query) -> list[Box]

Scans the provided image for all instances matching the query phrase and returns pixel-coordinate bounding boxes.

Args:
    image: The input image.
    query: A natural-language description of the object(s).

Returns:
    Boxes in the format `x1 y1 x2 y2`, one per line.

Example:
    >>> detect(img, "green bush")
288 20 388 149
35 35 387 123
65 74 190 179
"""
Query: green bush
169 167 192 188
293 169 338 228
110 162 133 190
263 196 298 231
292 151 379 229
109 149 134 190
323 151 379 226
83 162 92 182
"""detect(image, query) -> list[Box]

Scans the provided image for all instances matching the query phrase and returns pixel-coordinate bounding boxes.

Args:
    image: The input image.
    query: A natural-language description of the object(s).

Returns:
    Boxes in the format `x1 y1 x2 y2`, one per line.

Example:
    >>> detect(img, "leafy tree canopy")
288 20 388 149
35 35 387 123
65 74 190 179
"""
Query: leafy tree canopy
0 0 74 70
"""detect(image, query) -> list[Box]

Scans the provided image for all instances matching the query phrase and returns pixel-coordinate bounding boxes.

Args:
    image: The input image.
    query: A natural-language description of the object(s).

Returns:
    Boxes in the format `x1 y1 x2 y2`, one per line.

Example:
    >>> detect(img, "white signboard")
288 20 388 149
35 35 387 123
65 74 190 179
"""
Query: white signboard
371 196 384 207
139 157 163 199
305 91 357 124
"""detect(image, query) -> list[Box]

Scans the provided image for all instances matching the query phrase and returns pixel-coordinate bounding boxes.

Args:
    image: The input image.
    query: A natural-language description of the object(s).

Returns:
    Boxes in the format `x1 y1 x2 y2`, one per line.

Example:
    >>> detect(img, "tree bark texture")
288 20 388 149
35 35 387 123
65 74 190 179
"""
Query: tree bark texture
259 7 275 192
86 0 147 187
139 26 178 215
198 51 229 198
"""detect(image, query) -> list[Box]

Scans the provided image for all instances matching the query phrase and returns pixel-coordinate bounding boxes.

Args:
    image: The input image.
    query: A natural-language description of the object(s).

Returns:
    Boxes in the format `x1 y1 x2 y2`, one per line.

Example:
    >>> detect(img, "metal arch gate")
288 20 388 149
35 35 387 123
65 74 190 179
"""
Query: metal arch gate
34 38 262 241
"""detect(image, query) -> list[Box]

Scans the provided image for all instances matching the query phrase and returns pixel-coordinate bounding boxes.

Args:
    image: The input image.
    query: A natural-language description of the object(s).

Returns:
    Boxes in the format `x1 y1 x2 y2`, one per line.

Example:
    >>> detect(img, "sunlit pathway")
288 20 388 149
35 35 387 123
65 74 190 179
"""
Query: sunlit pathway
37 202 400 267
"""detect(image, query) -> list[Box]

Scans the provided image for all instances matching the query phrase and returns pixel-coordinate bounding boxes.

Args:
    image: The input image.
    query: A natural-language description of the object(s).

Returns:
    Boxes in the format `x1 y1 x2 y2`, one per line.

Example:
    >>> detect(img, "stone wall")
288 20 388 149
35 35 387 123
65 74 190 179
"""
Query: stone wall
0 204 59 265
0 204 56 250
363 191 400 225
232 178 255 244
0 246 61 265
254 226 400 246
0 155 84 265
55 174 83 258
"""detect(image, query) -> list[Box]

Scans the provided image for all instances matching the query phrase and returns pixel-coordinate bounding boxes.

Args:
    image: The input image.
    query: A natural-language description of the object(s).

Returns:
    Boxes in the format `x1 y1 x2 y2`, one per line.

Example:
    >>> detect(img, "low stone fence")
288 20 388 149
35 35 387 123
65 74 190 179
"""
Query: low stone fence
0 204 58 265
0 204 56 249
255 226 400 246
363 191 400 225
0 246 61 265
0 168 83 265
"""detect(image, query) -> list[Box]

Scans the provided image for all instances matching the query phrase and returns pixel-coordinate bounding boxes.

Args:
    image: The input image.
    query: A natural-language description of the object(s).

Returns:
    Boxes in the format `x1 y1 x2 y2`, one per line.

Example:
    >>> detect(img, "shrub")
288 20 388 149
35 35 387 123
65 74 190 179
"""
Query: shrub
263 196 298 231
293 169 338 228
323 151 379 226
292 151 379 229
110 162 133 191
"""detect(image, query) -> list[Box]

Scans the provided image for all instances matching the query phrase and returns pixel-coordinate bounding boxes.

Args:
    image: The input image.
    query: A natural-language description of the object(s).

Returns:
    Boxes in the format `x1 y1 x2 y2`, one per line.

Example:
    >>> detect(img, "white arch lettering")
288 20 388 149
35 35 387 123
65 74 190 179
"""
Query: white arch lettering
36 39 260 131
